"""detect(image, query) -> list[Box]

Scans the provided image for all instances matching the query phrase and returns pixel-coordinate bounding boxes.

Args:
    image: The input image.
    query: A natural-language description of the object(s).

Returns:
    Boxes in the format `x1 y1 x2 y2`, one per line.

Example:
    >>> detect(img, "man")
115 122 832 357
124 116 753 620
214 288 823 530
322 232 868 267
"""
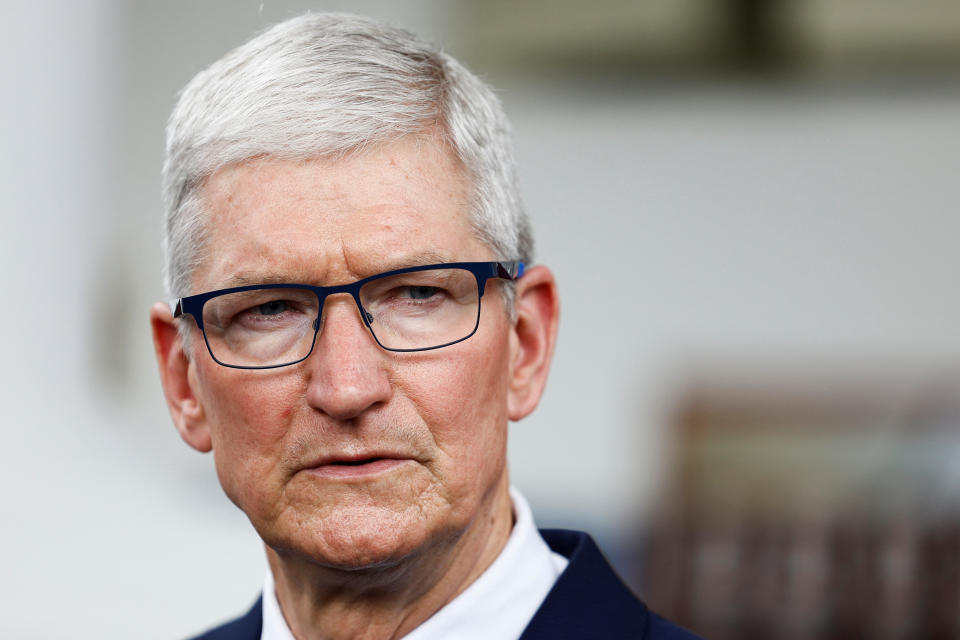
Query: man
151 12 698 640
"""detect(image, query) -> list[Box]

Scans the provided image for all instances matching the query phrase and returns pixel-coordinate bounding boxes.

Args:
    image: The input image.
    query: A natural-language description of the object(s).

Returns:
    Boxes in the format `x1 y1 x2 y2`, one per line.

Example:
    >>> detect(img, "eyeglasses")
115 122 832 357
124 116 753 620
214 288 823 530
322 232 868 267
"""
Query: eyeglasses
170 261 524 369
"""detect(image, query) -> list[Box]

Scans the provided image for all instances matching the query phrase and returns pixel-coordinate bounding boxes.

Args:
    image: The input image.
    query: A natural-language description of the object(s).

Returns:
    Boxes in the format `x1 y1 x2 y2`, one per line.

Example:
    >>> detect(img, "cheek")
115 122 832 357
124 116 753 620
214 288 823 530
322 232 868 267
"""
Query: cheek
401 325 512 484
206 375 297 441
412 342 506 424
197 368 303 501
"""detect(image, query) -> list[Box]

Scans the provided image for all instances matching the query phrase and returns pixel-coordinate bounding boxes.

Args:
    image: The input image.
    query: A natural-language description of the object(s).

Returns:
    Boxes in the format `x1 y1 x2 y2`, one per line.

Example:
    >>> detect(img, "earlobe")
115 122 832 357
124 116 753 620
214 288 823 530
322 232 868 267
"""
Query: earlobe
506 265 560 421
150 303 212 453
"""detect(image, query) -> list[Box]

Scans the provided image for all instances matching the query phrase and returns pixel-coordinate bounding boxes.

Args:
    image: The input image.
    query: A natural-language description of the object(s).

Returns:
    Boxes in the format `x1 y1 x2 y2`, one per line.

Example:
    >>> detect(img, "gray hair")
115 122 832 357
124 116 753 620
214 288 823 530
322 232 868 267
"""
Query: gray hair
162 11 532 301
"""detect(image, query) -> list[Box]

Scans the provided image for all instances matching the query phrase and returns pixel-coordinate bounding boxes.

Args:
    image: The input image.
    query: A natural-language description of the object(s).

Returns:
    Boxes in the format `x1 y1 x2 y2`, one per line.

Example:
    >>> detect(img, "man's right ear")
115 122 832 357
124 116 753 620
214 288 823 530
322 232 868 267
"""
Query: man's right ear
150 302 212 453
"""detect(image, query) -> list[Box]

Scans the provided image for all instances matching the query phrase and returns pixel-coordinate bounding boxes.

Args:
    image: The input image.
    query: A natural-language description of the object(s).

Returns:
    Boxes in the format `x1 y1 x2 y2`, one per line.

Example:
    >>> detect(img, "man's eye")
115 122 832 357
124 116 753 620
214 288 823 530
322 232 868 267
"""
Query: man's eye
256 300 290 315
404 286 440 300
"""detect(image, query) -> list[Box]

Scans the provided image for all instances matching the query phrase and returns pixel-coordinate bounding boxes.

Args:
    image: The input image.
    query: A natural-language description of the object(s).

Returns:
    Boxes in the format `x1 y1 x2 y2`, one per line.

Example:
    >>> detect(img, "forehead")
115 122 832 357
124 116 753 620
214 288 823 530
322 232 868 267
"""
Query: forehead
194 137 484 291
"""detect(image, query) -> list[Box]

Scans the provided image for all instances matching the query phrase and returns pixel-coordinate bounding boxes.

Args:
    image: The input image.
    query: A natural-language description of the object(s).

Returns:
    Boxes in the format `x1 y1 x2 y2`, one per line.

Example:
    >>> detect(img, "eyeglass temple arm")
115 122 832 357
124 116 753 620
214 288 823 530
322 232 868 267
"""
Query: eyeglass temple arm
169 299 183 317
497 261 524 279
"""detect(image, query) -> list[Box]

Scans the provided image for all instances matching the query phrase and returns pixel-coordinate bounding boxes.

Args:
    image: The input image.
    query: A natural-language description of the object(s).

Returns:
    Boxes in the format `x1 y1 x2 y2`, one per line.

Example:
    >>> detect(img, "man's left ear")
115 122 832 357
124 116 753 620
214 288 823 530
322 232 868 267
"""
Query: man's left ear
507 265 559 421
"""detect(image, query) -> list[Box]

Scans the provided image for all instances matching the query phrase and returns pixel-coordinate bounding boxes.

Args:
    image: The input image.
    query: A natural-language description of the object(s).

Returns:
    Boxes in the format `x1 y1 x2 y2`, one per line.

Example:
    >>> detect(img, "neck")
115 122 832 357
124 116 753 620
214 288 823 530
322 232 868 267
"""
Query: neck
266 478 514 640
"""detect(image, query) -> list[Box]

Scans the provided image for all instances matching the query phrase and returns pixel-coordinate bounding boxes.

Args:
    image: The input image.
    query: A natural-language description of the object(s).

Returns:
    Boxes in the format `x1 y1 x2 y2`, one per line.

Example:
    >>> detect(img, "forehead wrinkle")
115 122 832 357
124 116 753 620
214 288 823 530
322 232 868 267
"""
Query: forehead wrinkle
205 232 341 287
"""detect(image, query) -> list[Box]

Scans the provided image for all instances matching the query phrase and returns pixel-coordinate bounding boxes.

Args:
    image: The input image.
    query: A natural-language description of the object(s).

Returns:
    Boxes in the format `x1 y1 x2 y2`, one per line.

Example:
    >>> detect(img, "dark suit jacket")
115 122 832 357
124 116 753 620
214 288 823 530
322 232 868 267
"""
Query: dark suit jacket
190 529 700 639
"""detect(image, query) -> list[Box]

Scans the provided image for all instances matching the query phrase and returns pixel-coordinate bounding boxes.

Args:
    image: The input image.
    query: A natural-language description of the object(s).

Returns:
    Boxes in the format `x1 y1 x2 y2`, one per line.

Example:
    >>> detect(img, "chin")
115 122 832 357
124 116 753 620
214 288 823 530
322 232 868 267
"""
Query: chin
263 503 459 572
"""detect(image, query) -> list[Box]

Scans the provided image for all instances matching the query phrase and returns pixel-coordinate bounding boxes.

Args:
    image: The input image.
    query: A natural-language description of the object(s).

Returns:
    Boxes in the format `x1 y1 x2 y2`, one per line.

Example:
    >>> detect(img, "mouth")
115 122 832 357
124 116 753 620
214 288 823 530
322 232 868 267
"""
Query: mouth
328 457 384 466
306 455 410 480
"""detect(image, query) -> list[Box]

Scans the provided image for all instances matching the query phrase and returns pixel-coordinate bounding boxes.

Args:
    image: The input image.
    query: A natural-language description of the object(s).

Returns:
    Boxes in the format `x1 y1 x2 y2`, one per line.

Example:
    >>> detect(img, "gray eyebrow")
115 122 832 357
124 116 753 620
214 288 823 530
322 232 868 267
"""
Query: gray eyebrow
371 251 454 273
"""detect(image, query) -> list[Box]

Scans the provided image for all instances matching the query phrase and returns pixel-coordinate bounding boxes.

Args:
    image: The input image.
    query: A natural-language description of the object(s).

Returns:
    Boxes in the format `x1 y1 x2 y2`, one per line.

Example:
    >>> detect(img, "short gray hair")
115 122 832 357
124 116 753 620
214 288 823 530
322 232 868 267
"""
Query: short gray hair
162 12 533 300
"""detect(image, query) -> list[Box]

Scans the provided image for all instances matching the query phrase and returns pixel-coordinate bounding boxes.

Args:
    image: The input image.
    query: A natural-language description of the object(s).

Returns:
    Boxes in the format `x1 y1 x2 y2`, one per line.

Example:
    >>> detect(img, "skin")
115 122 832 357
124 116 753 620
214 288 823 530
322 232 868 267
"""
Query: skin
151 134 560 640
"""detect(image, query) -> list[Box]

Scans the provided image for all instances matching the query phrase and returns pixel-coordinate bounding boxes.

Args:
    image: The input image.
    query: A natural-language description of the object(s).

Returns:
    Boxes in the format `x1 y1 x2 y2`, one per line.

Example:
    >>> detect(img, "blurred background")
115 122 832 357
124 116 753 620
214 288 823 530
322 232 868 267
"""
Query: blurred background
2 0 959 638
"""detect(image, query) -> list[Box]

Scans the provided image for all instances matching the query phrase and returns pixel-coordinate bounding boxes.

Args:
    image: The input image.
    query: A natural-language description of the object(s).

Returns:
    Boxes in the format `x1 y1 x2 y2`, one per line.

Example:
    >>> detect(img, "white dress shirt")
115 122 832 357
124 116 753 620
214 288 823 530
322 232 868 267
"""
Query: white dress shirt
261 487 568 640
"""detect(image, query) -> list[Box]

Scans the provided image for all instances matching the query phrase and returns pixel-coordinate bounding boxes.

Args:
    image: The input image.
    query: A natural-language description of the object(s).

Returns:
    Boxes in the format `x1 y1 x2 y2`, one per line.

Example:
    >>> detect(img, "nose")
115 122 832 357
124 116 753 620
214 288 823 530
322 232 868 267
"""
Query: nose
304 295 392 421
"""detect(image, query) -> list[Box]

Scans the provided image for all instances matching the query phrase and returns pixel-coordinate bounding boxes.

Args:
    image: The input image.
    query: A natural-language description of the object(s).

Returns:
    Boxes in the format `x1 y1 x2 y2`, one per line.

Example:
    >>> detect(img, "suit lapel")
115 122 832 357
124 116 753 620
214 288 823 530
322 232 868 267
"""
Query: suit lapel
519 529 651 639
189 596 262 640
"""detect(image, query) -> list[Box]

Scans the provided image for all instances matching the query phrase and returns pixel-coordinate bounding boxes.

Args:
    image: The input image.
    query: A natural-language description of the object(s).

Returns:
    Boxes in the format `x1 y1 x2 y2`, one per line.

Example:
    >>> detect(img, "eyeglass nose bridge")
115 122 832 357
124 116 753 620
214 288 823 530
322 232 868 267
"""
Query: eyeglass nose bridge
309 286 376 338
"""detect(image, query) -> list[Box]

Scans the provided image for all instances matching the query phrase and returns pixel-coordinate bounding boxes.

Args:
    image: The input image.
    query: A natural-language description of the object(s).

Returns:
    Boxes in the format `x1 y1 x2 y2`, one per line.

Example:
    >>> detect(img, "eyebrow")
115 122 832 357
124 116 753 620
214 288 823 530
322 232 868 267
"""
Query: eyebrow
218 251 456 289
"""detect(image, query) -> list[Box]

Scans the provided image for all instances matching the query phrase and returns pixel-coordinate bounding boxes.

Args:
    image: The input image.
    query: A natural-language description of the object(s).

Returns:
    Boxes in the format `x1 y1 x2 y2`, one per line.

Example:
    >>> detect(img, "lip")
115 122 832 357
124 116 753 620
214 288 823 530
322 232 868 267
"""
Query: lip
303 455 411 480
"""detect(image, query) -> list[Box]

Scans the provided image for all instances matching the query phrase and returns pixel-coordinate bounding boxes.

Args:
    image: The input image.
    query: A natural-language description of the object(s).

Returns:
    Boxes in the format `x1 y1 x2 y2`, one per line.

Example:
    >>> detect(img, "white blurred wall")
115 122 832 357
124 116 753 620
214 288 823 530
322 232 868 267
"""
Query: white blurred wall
2 1 959 638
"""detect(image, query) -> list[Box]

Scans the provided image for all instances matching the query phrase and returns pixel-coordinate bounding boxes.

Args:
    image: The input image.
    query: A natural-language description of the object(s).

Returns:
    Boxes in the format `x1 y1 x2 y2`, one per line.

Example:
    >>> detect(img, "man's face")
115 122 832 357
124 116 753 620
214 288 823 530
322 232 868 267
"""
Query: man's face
180 137 515 568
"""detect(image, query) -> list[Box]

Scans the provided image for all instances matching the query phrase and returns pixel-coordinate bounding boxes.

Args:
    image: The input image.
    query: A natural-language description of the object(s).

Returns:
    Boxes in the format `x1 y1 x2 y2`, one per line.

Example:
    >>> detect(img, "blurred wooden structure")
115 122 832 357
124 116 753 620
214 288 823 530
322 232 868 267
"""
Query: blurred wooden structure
640 379 960 639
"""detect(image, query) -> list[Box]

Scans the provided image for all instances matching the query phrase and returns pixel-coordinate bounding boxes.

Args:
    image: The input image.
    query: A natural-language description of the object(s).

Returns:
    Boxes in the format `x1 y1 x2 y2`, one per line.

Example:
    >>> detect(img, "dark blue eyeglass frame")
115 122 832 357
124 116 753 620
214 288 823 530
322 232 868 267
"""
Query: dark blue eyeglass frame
170 260 524 369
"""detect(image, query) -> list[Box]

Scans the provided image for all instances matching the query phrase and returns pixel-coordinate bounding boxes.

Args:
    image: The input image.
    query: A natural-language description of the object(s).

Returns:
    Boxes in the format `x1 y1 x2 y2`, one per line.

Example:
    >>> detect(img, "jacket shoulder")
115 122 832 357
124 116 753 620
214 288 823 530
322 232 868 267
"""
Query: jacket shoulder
187 597 262 640
521 529 701 640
